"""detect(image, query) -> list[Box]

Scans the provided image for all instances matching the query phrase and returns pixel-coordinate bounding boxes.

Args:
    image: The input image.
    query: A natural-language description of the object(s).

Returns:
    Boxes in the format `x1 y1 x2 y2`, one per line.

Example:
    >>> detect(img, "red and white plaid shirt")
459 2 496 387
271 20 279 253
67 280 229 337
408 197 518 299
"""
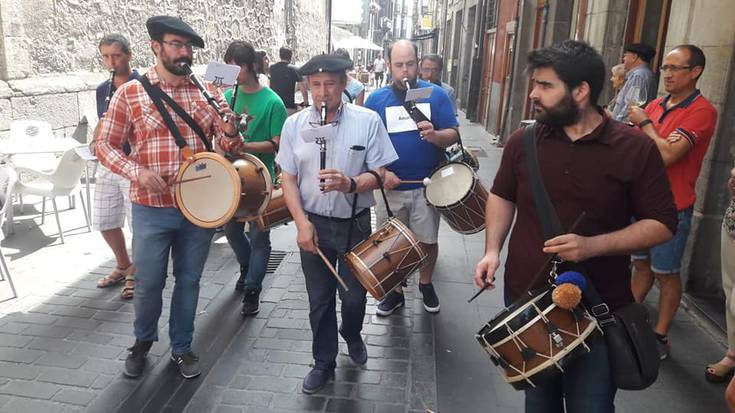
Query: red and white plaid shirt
96 65 240 207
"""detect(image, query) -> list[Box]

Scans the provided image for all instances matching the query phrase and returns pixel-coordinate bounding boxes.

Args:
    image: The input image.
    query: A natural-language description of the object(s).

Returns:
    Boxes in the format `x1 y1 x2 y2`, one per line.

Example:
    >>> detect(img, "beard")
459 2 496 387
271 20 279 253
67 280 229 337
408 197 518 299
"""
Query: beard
395 76 417 90
161 54 193 76
533 91 580 127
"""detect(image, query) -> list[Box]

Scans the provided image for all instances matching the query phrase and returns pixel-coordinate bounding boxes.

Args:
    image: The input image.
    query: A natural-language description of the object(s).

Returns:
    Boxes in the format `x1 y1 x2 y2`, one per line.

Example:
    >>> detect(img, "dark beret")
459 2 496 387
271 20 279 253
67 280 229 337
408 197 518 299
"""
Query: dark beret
298 54 353 76
146 16 204 49
624 43 656 63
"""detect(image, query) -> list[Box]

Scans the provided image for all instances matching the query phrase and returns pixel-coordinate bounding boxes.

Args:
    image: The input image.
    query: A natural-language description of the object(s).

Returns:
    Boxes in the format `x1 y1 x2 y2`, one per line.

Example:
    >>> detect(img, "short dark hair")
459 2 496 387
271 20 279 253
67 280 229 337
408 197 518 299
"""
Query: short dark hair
420 53 444 69
224 41 257 75
624 43 656 63
527 40 605 105
388 40 418 62
279 46 293 61
673 44 706 79
99 34 131 54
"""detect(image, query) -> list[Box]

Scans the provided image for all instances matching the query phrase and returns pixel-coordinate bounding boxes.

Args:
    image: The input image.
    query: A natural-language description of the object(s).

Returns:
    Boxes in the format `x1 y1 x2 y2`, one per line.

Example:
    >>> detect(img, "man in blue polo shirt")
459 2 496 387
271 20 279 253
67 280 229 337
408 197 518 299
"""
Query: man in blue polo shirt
365 40 459 316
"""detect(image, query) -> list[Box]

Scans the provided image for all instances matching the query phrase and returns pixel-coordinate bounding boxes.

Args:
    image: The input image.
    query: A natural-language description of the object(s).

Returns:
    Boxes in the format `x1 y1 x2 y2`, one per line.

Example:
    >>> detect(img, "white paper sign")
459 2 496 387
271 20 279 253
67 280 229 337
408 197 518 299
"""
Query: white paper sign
405 87 432 102
299 123 338 143
385 103 431 134
203 62 241 88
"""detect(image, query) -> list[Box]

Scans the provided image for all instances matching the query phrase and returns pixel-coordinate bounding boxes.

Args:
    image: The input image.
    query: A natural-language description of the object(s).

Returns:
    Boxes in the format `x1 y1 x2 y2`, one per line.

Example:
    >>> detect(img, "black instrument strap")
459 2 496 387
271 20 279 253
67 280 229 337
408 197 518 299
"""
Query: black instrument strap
138 76 212 152
523 124 563 240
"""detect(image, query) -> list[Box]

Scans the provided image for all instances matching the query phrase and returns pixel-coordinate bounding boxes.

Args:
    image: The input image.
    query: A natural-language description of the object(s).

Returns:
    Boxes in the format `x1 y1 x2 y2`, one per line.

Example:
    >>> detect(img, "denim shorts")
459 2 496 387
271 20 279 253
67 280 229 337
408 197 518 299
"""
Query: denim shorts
631 207 692 274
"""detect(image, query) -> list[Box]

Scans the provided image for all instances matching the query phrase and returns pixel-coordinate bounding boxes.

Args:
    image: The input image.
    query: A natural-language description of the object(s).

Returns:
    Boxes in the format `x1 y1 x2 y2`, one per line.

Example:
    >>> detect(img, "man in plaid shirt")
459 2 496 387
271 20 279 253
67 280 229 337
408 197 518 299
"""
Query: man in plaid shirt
95 16 243 379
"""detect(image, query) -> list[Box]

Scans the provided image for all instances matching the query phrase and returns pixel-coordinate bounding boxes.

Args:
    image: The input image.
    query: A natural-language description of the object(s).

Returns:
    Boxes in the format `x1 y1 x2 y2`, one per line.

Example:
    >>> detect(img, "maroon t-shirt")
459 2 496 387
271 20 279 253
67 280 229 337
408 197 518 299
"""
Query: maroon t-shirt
492 114 677 309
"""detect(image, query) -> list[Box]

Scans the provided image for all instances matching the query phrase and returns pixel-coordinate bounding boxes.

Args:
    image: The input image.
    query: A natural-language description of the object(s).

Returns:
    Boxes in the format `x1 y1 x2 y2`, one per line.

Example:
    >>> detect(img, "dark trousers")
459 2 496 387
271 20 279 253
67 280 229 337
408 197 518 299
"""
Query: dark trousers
301 212 371 371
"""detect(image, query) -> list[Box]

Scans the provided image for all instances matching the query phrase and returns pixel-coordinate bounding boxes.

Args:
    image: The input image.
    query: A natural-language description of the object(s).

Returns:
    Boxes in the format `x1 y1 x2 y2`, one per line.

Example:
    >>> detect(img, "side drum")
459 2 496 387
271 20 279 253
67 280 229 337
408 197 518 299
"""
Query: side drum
175 152 271 228
345 218 427 301
425 161 488 234
256 188 293 230
475 287 602 390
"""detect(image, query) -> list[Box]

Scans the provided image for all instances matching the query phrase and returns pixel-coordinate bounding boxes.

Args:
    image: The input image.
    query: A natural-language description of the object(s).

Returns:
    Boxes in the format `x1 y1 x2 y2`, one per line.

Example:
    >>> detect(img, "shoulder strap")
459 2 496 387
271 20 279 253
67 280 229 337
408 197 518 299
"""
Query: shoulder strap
157 91 212 152
343 89 353 103
138 76 212 152
523 123 563 239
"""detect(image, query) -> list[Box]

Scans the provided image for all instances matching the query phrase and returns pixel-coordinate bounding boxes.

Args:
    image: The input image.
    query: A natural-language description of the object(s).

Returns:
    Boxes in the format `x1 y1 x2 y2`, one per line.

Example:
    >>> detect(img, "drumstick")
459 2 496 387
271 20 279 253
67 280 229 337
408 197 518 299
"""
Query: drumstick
400 178 432 185
171 175 212 185
467 281 494 303
467 211 588 303
316 247 349 291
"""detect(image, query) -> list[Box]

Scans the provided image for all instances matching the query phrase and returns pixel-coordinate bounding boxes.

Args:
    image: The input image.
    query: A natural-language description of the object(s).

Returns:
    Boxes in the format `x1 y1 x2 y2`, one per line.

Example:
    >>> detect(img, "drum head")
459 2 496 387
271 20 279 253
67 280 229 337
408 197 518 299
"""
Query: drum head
425 162 475 207
175 152 241 228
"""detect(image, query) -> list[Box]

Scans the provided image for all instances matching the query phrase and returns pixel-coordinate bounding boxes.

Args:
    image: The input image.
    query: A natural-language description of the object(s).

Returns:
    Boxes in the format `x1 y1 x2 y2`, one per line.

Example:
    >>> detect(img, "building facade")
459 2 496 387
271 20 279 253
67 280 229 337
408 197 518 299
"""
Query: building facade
430 0 735 323
0 0 328 139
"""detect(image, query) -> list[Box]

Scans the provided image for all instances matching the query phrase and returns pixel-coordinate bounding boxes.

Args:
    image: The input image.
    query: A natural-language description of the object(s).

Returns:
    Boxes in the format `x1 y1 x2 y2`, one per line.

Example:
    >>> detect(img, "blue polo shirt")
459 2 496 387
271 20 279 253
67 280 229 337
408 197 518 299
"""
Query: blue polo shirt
365 79 458 190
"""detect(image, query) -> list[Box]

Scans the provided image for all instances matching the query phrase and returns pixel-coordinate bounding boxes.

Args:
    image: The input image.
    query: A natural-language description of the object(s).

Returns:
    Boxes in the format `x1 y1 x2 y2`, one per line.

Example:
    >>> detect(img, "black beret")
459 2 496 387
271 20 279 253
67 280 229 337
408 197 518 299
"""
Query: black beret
146 16 204 49
298 54 353 76
624 43 656 63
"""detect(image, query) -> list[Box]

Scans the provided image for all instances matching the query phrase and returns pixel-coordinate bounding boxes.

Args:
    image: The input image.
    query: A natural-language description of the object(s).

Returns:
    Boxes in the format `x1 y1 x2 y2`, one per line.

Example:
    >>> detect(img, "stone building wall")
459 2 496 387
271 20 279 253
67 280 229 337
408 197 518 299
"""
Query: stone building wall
0 0 327 139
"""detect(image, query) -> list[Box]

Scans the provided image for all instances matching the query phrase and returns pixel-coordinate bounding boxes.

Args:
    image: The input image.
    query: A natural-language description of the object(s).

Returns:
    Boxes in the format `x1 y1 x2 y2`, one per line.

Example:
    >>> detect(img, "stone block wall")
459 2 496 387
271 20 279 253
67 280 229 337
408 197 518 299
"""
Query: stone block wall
0 0 327 138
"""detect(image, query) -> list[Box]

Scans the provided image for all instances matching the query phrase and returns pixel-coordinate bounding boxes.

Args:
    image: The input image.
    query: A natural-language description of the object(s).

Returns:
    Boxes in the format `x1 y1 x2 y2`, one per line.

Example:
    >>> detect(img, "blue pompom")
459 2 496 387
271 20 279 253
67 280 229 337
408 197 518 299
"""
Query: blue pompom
555 271 586 290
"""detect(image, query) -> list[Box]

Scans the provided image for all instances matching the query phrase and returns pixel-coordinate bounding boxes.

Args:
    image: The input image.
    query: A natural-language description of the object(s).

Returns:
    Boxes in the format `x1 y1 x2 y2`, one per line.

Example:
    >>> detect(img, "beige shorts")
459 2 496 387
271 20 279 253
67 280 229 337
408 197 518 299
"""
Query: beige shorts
374 188 440 244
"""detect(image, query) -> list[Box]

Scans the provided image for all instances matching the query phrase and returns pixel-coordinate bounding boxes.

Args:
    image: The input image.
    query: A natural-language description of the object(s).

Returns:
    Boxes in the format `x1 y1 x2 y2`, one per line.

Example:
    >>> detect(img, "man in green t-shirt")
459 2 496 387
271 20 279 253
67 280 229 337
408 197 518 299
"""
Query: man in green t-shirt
223 41 288 316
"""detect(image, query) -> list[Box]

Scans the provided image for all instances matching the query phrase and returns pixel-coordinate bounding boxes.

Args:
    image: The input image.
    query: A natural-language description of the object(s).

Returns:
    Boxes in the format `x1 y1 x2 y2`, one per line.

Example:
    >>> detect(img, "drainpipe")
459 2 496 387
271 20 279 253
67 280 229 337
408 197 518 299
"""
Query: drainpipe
540 2 549 48
499 0 521 142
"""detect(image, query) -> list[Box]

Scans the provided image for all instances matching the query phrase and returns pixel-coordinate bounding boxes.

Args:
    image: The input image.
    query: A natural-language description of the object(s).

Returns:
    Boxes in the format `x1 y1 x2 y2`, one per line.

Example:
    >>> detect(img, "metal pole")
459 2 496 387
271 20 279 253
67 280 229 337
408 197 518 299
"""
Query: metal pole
326 0 333 53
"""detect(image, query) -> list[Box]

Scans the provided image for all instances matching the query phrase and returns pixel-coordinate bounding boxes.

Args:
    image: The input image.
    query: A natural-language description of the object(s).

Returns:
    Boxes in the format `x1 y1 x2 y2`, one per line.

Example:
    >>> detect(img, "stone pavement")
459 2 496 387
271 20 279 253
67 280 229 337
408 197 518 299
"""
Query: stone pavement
0 113 731 413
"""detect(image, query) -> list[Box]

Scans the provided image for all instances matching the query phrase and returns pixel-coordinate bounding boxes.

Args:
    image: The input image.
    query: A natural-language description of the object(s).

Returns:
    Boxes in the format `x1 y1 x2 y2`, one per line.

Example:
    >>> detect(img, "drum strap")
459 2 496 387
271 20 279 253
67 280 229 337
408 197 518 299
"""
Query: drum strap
345 170 392 251
138 76 213 152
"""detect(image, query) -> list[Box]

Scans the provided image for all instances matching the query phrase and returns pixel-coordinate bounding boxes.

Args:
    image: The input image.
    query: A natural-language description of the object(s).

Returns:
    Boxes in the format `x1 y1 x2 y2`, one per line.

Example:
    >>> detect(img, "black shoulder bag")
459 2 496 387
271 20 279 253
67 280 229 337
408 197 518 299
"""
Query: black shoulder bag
523 124 660 390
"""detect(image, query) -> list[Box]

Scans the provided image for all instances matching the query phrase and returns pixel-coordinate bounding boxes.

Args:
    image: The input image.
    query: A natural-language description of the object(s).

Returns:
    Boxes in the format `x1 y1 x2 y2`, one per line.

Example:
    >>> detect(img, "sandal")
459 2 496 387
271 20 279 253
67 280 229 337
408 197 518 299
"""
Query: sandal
121 275 135 300
705 354 735 383
97 268 126 288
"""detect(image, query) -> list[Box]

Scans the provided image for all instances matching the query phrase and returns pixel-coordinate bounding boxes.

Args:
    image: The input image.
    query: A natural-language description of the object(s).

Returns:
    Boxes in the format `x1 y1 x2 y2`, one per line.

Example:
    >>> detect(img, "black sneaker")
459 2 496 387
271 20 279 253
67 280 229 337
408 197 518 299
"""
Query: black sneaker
170 351 201 379
235 266 248 292
241 288 261 316
376 290 405 316
123 340 152 378
419 282 440 313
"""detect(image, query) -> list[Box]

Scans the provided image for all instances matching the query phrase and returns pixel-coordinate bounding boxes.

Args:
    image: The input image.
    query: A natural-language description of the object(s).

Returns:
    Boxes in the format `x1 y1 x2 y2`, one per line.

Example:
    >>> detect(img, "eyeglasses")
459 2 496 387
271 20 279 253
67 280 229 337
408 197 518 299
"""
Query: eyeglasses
161 40 198 51
660 65 693 73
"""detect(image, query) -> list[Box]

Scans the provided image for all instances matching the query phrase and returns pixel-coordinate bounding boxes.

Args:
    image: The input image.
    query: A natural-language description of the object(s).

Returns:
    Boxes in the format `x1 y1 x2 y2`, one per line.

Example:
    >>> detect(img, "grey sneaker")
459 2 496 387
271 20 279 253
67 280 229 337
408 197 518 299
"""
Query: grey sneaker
123 340 152 378
171 351 201 379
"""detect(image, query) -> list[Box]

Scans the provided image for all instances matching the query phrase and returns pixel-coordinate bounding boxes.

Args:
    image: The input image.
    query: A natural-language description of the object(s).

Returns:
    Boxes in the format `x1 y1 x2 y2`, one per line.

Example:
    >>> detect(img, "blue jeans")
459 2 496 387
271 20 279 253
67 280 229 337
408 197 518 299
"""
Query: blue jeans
631 207 692 274
224 220 271 289
504 289 616 412
131 203 215 355
301 212 371 371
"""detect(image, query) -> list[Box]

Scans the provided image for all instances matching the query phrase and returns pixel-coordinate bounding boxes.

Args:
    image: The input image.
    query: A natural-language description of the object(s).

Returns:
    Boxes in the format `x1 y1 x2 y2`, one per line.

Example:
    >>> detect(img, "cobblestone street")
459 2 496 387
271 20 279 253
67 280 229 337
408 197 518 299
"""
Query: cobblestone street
0 115 730 412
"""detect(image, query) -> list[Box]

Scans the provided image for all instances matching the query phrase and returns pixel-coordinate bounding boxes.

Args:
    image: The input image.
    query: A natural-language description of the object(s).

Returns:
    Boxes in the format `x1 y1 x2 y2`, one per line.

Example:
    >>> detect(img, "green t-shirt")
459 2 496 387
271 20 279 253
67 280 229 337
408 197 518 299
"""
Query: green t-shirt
224 86 287 181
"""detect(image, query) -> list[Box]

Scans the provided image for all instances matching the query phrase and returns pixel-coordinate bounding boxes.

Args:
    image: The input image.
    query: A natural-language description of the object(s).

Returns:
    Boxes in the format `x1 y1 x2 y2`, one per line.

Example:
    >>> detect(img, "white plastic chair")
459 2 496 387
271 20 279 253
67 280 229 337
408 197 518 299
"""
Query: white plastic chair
8 120 59 173
14 148 90 244
0 166 18 300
